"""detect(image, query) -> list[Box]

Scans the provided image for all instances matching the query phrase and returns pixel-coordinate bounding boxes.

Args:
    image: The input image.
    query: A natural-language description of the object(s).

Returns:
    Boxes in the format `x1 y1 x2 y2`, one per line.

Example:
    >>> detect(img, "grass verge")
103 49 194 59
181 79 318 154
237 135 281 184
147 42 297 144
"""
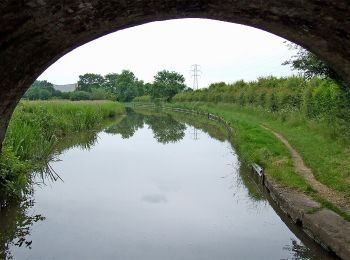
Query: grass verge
166 102 312 192
164 102 350 219
168 102 350 194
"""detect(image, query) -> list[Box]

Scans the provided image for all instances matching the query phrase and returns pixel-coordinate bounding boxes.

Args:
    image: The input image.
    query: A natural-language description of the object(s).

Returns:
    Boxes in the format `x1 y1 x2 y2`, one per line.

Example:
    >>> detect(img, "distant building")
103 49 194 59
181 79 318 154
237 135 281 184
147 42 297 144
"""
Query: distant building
53 83 78 93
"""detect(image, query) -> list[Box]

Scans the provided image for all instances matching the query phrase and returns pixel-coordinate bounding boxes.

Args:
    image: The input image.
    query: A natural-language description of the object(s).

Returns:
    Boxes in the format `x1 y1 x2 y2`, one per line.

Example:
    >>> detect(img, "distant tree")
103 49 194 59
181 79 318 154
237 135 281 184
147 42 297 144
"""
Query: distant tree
24 87 52 100
59 92 71 99
113 70 144 102
135 79 145 97
143 83 154 96
77 73 105 91
69 91 91 101
23 80 61 100
90 88 112 100
38 89 51 100
24 87 41 100
103 73 119 94
208 82 227 90
31 80 54 89
152 70 186 100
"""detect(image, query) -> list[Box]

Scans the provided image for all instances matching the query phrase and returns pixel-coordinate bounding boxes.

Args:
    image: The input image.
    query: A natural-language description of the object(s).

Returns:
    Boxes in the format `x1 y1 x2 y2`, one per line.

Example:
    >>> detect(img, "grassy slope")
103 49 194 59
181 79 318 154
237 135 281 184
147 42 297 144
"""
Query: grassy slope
170 102 350 200
169 102 311 192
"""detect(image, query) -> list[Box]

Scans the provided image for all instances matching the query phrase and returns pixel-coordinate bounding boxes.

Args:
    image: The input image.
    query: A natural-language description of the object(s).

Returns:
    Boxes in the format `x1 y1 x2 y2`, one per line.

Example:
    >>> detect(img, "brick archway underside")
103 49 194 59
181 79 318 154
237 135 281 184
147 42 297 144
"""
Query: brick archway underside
0 1 350 147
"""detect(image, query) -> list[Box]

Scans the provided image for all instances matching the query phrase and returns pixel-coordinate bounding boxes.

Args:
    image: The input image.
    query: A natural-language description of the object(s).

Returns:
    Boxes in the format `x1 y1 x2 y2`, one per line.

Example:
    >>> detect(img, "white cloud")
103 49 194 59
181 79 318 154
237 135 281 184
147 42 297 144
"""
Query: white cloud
38 18 295 88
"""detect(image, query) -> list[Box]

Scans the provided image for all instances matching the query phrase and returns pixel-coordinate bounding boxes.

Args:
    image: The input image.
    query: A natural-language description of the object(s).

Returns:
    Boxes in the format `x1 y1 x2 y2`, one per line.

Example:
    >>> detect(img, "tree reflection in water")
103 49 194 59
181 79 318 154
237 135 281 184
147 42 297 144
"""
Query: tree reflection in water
145 114 186 144
0 189 44 259
105 109 145 139
0 108 331 260
105 108 186 144
0 125 104 259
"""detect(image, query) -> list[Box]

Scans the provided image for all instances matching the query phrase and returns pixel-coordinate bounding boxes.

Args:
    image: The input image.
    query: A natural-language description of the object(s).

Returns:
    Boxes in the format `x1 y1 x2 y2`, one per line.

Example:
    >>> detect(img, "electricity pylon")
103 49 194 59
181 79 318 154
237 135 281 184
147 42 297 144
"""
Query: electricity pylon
190 64 201 90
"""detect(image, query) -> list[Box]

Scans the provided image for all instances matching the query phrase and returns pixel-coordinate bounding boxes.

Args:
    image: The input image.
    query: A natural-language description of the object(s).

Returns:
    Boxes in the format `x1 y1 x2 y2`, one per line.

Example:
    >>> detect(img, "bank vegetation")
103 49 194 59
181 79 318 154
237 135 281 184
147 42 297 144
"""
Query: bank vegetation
0 101 124 199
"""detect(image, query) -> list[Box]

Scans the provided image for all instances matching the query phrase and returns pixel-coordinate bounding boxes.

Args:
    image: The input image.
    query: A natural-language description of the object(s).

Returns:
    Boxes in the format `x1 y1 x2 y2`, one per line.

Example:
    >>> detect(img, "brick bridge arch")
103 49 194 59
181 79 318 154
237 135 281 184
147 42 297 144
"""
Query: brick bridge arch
0 1 349 147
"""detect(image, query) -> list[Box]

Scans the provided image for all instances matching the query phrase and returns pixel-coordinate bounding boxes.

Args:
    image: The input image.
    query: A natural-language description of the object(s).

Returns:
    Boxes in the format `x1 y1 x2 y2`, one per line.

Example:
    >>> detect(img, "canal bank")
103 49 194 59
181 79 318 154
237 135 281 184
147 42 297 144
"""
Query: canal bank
3 109 333 259
131 103 350 260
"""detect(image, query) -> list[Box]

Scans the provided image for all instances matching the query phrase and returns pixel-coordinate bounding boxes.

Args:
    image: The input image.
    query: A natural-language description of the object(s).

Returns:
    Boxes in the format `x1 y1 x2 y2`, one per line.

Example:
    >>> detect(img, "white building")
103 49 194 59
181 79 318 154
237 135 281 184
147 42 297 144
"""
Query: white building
53 83 78 93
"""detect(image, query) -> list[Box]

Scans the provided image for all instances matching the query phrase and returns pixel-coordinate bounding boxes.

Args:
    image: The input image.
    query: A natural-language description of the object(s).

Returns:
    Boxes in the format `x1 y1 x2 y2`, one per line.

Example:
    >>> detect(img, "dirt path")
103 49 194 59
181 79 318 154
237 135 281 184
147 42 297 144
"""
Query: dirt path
261 125 350 215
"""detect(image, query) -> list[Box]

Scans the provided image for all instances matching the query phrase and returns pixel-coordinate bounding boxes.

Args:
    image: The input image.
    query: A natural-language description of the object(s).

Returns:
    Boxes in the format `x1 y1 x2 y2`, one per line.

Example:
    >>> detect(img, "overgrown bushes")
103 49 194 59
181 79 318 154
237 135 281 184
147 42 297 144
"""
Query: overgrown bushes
173 76 350 136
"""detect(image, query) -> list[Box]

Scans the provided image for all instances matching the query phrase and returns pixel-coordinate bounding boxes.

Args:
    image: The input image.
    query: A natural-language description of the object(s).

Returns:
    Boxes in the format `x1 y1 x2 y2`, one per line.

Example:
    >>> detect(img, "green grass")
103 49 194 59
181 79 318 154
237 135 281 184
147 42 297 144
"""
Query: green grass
263 112 350 198
224 104 350 199
167 102 311 192
5 101 124 159
0 100 125 198
134 101 350 219
169 102 350 201
165 101 350 220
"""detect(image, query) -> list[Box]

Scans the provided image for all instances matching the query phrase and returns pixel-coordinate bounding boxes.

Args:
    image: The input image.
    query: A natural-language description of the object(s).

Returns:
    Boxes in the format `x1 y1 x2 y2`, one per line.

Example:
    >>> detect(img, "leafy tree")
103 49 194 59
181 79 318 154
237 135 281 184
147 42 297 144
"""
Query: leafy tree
77 73 105 91
184 87 194 92
143 83 154 96
283 43 350 109
152 70 186 100
31 80 54 89
23 80 61 100
135 79 145 97
208 82 227 90
113 70 144 102
103 73 119 94
104 71 137 101
116 70 137 102
90 88 113 100
24 87 41 100
282 43 343 85
69 91 91 101
38 89 51 100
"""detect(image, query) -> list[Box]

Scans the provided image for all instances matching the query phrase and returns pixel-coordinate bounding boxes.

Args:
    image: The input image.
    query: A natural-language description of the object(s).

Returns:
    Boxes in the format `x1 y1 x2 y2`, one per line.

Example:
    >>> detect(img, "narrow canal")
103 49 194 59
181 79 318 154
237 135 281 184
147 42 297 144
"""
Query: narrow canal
1 109 337 259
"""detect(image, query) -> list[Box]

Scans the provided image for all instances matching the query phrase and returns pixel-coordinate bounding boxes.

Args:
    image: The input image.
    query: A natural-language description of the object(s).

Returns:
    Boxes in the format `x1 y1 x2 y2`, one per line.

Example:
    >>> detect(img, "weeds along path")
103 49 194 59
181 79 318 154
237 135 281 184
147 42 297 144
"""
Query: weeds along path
261 125 350 215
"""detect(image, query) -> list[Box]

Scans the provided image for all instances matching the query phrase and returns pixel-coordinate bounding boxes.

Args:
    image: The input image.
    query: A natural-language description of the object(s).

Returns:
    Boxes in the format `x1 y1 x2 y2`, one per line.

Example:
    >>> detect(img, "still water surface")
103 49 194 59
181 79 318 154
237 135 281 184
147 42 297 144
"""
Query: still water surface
2 110 336 259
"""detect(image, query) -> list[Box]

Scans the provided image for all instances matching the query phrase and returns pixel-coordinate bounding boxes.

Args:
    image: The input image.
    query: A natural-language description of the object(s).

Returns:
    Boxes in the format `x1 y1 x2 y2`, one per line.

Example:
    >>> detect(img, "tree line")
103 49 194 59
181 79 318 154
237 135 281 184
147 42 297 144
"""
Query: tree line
24 43 349 108
24 70 188 102
173 76 344 115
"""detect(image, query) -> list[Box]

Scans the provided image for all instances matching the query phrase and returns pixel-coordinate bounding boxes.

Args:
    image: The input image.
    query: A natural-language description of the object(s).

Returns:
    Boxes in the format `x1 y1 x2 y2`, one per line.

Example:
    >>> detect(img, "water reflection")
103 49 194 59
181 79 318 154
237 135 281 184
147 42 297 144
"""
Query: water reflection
0 125 105 259
106 108 186 144
283 238 315 260
0 191 44 259
190 127 200 140
105 109 145 138
0 108 338 259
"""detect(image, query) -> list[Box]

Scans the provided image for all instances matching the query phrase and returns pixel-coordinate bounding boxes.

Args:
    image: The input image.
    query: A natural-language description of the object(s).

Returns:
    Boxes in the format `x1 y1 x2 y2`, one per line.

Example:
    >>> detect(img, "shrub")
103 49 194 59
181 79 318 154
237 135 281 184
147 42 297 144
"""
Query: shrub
70 91 91 101
133 95 152 103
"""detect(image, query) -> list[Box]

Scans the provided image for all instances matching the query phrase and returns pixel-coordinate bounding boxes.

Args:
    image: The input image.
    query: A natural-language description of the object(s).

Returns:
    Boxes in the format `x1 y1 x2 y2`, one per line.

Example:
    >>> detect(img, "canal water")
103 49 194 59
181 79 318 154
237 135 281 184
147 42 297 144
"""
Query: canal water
0 109 337 259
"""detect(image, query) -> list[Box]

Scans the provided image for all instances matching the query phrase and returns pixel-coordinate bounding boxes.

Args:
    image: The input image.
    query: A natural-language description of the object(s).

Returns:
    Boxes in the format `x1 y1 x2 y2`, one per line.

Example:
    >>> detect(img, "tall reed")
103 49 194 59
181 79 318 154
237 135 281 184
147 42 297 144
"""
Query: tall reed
0 100 125 198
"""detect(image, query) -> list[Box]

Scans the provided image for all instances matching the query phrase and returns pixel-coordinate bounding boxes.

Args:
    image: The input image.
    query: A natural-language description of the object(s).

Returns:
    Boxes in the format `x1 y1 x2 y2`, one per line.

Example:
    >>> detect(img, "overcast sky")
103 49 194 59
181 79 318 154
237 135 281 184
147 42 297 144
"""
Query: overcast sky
38 18 296 88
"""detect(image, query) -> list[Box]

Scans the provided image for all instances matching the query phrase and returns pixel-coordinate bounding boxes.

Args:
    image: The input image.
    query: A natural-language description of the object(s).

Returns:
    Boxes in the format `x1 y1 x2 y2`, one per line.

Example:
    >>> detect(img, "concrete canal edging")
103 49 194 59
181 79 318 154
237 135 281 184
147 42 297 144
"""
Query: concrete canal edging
130 103 350 259
265 179 350 260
